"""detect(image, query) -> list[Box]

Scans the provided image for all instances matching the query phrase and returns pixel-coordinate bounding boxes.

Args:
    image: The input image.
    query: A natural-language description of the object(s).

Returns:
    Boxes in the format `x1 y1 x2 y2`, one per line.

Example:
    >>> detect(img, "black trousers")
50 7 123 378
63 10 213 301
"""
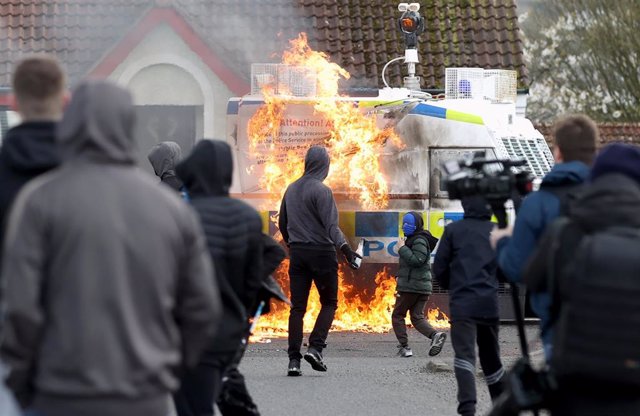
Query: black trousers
287 247 338 360
451 319 505 416
173 352 235 416
391 292 438 346
217 340 260 416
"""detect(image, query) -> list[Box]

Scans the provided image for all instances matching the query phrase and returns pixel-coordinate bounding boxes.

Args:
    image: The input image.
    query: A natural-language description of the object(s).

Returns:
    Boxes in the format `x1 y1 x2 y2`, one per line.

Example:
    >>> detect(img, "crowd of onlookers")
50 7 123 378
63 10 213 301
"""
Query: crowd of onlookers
0 55 638 416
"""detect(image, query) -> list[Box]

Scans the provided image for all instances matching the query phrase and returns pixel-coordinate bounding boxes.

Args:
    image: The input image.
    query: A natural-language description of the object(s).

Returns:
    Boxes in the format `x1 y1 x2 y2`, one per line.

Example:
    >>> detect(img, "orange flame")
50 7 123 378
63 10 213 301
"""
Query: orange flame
252 260 450 342
247 33 403 209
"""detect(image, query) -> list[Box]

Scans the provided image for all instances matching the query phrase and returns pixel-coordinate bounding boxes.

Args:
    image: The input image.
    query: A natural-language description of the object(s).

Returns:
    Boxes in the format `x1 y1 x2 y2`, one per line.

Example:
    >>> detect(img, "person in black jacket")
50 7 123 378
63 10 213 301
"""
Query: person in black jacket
433 196 505 416
278 146 360 376
0 56 64 244
174 139 264 416
217 234 287 416
522 144 640 416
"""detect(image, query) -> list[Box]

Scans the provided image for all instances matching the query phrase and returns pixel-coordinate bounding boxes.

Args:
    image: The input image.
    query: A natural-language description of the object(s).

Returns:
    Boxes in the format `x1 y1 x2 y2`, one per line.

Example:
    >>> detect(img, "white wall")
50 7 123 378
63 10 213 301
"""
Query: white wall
108 23 235 140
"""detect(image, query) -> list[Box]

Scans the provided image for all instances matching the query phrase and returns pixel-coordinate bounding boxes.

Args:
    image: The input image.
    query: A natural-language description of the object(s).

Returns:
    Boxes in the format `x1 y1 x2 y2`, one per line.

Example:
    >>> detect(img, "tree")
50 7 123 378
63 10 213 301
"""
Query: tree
521 0 640 123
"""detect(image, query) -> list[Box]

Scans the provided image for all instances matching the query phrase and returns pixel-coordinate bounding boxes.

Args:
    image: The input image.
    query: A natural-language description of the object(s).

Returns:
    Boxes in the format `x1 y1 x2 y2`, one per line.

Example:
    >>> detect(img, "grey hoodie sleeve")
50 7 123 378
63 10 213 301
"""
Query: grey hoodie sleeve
0 189 47 407
175 208 221 369
315 185 346 248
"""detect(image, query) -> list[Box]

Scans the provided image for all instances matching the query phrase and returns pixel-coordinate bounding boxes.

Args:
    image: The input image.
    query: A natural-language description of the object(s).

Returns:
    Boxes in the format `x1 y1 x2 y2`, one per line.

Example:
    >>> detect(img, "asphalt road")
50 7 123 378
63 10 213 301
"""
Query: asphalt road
240 325 542 416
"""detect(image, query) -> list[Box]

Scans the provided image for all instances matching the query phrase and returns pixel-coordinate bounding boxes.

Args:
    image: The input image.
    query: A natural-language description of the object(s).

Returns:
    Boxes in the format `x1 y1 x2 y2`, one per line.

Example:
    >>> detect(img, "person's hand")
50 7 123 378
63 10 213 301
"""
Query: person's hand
340 244 362 269
490 225 513 250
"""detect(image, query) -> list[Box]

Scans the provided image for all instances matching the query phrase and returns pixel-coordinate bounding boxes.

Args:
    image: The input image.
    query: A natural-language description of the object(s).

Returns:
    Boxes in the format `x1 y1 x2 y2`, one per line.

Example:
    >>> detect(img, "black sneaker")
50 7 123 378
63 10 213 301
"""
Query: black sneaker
429 332 447 357
303 348 327 372
287 358 302 376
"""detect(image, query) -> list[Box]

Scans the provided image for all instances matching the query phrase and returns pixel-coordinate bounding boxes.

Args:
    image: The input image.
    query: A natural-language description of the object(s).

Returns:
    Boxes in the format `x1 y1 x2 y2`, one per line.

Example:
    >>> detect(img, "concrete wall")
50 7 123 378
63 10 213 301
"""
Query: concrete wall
109 23 234 141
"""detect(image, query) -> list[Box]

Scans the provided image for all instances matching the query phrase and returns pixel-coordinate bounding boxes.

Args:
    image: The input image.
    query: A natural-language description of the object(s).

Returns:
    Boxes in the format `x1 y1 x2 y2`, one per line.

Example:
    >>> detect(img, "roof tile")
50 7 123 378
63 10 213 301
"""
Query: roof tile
0 0 528 89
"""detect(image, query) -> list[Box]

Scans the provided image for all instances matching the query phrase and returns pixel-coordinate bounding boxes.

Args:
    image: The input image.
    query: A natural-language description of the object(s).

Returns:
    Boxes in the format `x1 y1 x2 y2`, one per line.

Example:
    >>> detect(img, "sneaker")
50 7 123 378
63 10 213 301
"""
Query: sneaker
428 332 447 357
287 358 302 376
303 348 327 372
397 345 413 357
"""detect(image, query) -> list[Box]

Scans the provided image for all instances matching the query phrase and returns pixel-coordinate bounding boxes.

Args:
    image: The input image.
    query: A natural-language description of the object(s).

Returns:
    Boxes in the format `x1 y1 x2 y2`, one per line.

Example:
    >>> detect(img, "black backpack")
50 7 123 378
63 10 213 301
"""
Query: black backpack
547 219 640 387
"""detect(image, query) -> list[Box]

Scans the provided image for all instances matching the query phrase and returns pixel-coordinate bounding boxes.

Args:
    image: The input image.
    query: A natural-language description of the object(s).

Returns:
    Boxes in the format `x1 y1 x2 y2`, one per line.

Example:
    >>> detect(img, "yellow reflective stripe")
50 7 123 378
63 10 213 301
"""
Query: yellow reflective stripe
446 109 484 125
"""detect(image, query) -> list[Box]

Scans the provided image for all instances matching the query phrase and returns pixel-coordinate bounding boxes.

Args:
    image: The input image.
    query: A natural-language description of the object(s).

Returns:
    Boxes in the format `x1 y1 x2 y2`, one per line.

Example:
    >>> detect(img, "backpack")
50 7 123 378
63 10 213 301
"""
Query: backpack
539 183 585 216
547 219 640 387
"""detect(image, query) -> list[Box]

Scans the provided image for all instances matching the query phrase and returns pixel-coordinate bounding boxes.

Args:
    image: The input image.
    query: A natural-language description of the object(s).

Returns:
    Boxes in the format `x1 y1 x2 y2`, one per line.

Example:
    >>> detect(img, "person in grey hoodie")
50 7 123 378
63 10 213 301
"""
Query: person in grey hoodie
278 146 360 376
0 80 221 416
148 141 184 192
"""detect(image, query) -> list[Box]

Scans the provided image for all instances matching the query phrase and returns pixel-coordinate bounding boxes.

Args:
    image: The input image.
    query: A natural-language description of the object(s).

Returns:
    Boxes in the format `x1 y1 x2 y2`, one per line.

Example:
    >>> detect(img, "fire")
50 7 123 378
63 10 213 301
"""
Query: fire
247 33 403 209
252 260 451 341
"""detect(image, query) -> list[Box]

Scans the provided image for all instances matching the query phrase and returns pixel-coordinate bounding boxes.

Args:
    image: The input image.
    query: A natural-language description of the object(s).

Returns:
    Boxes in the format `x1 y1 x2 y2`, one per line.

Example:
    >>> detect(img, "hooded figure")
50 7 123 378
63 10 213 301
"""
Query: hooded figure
174 139 264 416
278 146 359 376
393 211 446 359
0 80 220 416
403 211 439 251
147 141 183 191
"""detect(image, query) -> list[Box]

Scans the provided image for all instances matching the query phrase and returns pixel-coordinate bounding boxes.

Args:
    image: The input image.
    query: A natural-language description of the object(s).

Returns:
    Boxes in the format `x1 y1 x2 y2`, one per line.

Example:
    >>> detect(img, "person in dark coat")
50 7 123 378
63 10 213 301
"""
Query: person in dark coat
174 139 264 416
392 211 446 358
278 146 360 376
217 234 287 416
433 196 505 416
490 115 598 360
0 56 64 244
0 80 221 416
522 143 640 416
148 141 184 192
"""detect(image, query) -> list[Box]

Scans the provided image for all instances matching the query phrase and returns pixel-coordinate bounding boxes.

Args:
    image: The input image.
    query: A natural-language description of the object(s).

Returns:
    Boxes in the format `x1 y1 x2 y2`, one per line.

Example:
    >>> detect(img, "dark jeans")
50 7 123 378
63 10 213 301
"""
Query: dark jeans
287 247 338 360
174 352 235 416
391 292 438 346
451 319 505 416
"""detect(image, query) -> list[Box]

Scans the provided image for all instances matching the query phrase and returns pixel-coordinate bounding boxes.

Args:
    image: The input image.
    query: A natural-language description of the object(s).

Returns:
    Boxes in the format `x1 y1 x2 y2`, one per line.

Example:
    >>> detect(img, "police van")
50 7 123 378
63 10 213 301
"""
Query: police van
226 66 553 320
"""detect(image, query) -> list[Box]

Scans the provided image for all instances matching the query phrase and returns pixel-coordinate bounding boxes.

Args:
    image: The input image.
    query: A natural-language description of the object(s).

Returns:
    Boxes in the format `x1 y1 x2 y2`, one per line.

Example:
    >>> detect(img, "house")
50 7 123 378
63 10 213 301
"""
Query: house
0 0 529 160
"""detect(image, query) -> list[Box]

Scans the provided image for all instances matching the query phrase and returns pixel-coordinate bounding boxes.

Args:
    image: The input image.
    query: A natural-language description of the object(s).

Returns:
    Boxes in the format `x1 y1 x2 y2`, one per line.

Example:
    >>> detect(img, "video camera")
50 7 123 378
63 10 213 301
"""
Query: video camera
442 151 533 227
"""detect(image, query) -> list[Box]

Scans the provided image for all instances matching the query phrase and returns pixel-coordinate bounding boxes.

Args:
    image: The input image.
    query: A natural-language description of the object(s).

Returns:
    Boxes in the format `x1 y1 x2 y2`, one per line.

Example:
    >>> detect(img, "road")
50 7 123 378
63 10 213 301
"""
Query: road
239 325 542 416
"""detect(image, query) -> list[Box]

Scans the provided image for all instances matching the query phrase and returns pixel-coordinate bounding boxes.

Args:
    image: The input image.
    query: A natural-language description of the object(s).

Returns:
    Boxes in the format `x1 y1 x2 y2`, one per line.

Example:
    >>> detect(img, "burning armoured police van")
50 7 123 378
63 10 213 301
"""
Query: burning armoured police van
225 5 552 322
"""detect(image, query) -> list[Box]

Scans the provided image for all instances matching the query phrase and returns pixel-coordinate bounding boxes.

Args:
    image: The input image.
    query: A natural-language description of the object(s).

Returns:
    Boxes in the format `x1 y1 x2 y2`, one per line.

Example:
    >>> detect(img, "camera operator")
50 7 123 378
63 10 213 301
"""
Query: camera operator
433 196 505 416
490 115 598 361
521 143 640 415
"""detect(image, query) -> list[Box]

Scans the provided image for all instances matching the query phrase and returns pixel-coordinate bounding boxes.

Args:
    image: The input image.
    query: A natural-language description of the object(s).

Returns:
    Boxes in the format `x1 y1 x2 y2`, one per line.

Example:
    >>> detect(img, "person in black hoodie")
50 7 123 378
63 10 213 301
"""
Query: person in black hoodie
217 234 287 416
174 139 264 416
0 56 64 242
433 196 505 416
147 141 184 192
278 146 360 376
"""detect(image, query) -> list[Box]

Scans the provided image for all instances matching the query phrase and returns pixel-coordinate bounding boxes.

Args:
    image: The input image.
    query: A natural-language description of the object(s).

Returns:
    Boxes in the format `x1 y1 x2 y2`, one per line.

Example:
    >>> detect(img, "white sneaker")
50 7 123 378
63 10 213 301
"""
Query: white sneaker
397 345 413 357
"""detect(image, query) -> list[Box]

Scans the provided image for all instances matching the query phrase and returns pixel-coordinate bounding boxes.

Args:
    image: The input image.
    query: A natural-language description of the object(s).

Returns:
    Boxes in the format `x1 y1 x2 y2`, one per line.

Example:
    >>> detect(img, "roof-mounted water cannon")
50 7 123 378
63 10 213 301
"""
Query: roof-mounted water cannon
398 3 424 91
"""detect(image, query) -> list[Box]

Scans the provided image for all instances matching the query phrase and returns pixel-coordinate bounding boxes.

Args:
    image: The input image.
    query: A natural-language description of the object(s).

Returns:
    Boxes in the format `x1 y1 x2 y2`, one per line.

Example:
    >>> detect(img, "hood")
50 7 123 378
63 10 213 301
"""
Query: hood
1 121 60 172
57 80 136 164
572 173 640 231
409 211 424 230
541 161 590 187
462 196 492 220
147 141 182 178
176 139 233 197
591 143 640 185
303 146 330 181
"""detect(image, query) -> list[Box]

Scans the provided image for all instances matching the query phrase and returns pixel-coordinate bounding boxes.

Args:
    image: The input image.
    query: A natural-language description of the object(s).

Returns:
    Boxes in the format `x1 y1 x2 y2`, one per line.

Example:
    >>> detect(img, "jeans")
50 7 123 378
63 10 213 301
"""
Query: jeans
391 292 437 346
287 247 338 360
